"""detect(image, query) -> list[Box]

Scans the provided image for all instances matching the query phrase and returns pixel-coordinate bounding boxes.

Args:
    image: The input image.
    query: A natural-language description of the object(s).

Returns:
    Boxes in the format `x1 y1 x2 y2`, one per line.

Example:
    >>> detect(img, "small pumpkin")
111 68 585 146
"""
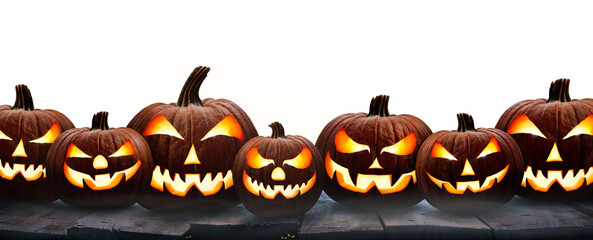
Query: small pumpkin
416 113 523 212
496 79 593 200
0 84 74 203
233 122 323 218
47 112 153 208
316 95 432 208
127 66 258 211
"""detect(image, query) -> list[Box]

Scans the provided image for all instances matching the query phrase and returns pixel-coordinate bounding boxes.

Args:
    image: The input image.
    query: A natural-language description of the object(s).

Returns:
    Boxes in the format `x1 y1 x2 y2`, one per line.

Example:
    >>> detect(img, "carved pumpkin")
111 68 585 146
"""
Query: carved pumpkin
315 95 432 208
416 113 523 212
46 112 153 208
127 66 258 211
234 122 322 218
496 79 593 200
0 84 74 204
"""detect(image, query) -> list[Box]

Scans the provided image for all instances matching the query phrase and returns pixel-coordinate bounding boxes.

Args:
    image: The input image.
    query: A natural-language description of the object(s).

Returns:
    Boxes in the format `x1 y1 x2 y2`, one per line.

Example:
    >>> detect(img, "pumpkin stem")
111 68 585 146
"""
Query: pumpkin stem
91 111 110 131
547 78 571 103
176 66 211 107
12 84 35 111
456 113 476 132
269 122 286 139
367 95 390 117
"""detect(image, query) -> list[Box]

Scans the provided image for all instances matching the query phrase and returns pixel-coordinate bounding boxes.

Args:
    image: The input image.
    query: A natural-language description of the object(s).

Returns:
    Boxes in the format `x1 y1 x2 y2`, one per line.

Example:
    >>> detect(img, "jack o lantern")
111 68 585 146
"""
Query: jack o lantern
496 79 593 200
127 66 258 211
234 122 323 218
416 113 523 212
47 112 153 208
315 95 432 208
0 84 74 204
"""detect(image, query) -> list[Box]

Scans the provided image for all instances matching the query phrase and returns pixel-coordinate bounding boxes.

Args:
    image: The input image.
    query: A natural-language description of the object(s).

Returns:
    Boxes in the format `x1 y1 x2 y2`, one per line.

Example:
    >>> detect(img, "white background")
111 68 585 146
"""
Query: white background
1 1 593 141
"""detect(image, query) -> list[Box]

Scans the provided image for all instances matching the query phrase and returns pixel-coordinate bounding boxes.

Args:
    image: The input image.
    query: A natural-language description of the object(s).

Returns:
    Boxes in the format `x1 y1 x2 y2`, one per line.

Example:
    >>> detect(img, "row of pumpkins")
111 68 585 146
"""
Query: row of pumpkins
1 66 591 218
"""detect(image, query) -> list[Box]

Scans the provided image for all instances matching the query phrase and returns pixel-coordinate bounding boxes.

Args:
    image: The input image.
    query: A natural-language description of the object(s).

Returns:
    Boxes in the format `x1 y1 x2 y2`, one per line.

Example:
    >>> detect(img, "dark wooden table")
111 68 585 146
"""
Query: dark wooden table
1 192 592 240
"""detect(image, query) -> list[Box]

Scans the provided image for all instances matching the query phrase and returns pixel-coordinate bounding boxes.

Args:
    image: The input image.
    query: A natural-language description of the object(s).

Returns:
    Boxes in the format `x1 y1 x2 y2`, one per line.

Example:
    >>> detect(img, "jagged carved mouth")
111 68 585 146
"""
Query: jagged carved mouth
427 164 509 194
521 165 593 192
325 153 416 194
64 160 141 190
150 165 233 197
242 170 316 199
0 159 46 181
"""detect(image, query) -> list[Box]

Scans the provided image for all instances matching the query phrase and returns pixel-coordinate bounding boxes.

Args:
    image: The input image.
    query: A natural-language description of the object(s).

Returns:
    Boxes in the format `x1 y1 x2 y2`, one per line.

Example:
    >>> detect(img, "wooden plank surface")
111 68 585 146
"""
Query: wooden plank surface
299 192 384 240
475 197 593 239
186 203 301 240
0 200 92 240
380 201 492 239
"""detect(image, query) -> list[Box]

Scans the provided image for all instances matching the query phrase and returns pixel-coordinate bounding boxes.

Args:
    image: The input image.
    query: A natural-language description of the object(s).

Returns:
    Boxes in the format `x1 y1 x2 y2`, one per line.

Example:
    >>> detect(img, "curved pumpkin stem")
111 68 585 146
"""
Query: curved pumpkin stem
91 111 110 131
177 66 211 107
12 84 35 111
547 78 571 103
269 122 286 139
456 113 476 132
368 95 390 117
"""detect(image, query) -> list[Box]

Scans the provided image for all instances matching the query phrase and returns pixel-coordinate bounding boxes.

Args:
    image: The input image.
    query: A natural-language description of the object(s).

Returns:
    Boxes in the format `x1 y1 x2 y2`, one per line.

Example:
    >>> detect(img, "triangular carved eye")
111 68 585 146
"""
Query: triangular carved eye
335 129 370 154
563 114 593 140
67 143 92 158
506 114 547 139
143 114 184 140
246 147 274 169
201 114 244 141
31 122 61 144
109 140 135 157
380 132 416 156
0 129 12 141
283 147 312 169
431 141 457 161
477 137 501 159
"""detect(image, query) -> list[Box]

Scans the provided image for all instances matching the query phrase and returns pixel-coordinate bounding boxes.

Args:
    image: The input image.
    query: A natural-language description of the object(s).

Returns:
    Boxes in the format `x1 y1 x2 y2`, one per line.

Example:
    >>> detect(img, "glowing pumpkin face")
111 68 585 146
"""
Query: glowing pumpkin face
316 95 432 208
496 79 593 200
0 84 74 203
234 122 322 218
47 112 153 209
417 113 524 212
127 66 258 211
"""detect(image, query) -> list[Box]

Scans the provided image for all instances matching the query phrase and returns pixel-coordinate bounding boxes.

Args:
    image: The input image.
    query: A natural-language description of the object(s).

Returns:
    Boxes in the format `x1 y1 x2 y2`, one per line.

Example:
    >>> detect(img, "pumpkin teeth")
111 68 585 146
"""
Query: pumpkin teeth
0 159 45 181
521 165 593 192
63 160 142 191
426 164 510 195
150 165 233 197
324 153 416 194
242 170 316 199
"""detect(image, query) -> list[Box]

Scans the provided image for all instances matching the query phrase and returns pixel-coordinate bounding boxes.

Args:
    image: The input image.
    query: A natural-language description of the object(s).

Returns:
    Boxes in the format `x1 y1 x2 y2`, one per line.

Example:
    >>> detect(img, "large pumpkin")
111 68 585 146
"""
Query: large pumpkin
315 95 432 208
496 79 593 200
47 112 153 208
234 122 323 218
0 84 74 204
127 66 258 211
416 113 524 212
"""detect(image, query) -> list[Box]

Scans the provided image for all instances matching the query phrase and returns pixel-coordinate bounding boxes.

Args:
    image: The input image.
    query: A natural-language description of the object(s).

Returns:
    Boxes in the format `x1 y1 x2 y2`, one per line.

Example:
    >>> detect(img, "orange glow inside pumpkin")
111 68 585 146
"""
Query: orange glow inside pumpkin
563 114 593 139
64 160 141 190
334 128 370 153
283 147 312 169
506 114 546 139
30 122 61 144
431 141 457 161
380 131 417 155
522 166 593 192
428 164 509 194
201 114 244 141
246 147 274 169
0 129 12 141
67 143 92 158
109 140 135 157
143 114 184 140
12 139 28 157
461 159 475 176
477 136 501 159
183 144 201 165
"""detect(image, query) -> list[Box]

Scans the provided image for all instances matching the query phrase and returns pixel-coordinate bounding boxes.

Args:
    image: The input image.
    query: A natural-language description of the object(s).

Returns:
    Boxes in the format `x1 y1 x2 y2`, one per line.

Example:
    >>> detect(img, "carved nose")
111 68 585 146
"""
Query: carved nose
271 167 286 181
93 155 108 169
12 139 28 157
368 158 383 169
546 143 563 162
184 144 201 165
461 159 475 176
